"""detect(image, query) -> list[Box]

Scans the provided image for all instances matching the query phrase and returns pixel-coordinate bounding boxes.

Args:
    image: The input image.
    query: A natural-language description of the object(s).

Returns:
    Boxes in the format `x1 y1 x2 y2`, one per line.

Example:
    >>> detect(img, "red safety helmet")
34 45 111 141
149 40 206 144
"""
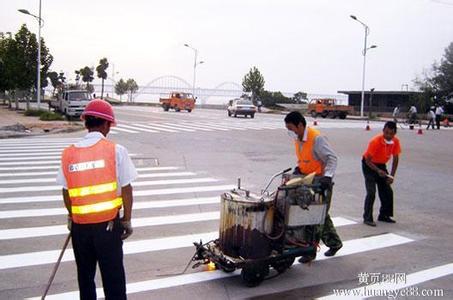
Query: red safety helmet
81 99 116 125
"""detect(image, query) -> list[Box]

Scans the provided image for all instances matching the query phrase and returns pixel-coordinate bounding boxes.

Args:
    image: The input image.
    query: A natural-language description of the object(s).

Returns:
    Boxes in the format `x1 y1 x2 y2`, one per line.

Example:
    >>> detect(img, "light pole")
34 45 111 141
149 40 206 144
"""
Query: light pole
350 15 377 118
19 0 43 110
184 43 204 100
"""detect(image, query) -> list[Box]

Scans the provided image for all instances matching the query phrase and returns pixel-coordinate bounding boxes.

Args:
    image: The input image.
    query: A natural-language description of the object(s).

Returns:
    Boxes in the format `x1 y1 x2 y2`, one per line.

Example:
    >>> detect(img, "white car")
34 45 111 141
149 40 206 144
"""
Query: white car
227 99 257 118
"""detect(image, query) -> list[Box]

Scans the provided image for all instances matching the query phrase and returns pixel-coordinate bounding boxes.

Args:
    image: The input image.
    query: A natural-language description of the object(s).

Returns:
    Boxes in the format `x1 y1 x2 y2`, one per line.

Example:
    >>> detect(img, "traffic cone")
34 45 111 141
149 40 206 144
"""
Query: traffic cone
365 121 371 131
313 119 318 126
417 122 423 135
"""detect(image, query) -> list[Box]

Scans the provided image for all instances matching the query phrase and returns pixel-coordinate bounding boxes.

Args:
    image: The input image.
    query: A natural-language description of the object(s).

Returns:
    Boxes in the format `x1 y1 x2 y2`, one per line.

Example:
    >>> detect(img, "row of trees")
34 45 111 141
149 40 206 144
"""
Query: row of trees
242 66 307 108
114 79 139 102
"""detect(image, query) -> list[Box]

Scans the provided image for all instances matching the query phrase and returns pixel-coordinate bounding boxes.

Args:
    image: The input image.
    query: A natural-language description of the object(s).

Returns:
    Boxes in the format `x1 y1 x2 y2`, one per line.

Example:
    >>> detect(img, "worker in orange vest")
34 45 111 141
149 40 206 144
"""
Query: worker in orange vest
284 111 342 263
362 121 401 226
57 99 137 299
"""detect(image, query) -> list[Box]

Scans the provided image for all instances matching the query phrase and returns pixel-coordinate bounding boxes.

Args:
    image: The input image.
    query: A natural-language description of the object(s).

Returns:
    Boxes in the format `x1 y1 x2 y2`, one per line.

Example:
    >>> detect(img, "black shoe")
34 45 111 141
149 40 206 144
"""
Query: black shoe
364 220 377 227
378 216 396 223
298 253 316 264
324 245 342 257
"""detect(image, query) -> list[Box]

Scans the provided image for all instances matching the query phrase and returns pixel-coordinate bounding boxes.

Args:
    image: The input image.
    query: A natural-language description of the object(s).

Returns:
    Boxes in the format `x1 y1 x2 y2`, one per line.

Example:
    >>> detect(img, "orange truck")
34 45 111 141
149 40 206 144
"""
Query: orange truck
307 98 354 119
159 92 196 112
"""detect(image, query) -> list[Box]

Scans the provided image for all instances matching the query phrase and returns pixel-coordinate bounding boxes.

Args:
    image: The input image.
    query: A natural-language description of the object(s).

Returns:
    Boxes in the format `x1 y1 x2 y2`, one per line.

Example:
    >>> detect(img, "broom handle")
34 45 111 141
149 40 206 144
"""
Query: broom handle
41 233 71 300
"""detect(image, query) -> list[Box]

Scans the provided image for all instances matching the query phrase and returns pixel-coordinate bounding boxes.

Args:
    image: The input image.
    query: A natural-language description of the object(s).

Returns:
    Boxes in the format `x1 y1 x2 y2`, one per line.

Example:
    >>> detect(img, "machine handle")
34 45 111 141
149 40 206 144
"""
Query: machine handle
261 167 293 196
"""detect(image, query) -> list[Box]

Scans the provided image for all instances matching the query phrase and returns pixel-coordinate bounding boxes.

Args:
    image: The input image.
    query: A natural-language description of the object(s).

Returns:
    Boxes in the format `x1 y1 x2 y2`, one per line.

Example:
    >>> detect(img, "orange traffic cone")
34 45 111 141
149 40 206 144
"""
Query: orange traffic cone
417 122 423 135
365 121 371 131
313 119 318 126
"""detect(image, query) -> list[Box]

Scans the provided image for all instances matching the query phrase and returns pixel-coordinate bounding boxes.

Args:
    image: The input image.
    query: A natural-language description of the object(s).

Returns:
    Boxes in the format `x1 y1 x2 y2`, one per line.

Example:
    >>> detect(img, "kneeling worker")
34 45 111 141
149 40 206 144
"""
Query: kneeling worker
57 99 137 299
284 111 343 263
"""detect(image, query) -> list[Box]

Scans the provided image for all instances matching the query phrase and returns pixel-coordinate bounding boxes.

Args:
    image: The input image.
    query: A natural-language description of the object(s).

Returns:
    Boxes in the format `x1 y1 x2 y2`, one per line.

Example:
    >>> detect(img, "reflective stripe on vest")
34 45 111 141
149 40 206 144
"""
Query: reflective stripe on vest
68 181 118 198
295 127 323 175
62 139 121 224
72 197 123 215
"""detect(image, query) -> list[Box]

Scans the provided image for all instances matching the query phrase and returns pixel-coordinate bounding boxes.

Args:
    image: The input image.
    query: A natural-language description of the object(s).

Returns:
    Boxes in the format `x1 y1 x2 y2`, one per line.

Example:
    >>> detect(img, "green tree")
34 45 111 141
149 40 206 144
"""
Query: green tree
126 78 139 102
260 90 293 108
47 71 60 95
293 91 308 103
415 41 453 113
114 78 128 101
80 66 94 93
74 70 81 87
96 57 109 99
242 66 265 103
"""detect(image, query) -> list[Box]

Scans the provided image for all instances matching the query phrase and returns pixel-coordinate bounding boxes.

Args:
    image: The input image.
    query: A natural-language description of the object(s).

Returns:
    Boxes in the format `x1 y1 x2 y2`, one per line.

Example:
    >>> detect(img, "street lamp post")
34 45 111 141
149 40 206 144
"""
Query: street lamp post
19 0 43 110
184 43 204 100
350 15 377 118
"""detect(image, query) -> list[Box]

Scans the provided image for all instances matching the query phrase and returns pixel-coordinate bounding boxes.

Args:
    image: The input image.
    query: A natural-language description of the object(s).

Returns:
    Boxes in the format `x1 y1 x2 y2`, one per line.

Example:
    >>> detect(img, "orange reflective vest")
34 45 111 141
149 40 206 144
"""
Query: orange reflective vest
62 139 122 224
295 127 323 175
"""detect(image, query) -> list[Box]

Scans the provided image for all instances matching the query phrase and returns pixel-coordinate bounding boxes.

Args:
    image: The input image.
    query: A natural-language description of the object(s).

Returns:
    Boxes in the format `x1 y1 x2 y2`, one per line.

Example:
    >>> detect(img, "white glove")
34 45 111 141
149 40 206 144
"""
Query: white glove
120 219 133 240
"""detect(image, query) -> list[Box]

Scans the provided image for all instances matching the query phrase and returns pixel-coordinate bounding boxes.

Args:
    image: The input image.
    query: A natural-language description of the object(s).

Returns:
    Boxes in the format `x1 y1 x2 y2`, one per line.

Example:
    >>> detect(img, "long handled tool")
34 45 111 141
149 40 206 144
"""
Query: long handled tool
41 233 71 300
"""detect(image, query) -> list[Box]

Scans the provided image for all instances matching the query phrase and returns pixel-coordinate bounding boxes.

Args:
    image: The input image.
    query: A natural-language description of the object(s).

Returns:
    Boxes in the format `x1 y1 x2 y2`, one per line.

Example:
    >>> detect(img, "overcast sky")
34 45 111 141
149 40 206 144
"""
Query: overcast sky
1 0 453 95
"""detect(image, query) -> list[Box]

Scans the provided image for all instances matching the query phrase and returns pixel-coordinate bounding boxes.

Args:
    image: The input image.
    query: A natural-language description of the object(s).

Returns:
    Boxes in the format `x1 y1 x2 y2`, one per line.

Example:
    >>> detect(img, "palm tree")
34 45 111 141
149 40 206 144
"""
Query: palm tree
96 58 109 99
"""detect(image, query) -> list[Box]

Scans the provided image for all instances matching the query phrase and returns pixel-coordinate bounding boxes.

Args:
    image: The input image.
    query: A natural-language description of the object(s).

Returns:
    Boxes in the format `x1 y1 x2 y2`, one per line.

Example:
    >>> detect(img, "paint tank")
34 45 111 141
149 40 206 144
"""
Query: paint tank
219 190 274 259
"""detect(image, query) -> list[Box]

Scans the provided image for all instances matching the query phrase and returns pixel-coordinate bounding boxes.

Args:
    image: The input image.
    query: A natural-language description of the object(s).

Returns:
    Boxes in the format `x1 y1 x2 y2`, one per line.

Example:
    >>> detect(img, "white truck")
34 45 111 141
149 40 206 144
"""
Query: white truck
49 90 92 119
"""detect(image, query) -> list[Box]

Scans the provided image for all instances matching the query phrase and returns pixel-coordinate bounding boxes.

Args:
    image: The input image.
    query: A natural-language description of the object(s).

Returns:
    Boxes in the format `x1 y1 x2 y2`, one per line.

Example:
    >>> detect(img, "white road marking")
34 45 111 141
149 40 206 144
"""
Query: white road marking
118 123 158 133
147 122 194 132
111 125 139 133
130 123 176 133
29 233 414 299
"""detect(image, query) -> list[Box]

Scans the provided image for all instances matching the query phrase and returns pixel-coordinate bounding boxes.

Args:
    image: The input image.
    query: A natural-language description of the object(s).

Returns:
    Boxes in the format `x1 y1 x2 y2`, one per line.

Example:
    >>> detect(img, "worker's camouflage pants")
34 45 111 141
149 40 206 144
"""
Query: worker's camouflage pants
304 188 343 249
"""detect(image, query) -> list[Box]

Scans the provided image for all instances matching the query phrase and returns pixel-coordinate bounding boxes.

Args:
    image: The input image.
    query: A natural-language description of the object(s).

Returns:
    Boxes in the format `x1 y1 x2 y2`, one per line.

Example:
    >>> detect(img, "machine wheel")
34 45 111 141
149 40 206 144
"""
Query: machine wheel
251 113 255 119
339 112 347 119
241 262 269 287
228 111 231 117
321 111 328 118
271 257 295 274
163 106 169 111
175 107 181 112
187 109 192 112
217 262 236 273
234 113 237 118
310 110 317 118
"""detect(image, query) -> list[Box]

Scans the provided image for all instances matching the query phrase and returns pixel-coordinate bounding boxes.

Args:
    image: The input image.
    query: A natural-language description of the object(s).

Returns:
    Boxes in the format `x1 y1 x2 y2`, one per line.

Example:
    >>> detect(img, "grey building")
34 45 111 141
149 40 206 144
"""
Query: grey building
338 90 422 113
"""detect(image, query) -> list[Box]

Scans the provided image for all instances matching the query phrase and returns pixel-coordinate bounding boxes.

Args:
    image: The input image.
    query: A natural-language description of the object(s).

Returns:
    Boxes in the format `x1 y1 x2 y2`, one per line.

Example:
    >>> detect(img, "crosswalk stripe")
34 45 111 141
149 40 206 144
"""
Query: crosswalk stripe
0 166 181 178
317 263 453 299
0 160 60 166
197 121 247 131
112 126 139 133
0 177 219 193
147 122 194 132
0 211 221 240
0 145 68 150
0 184 235 204
0 155 61 161
0 166 180 173
118 124 158 133
0 196 220 219
181 122 230 131
28 233 414 299
0 172 196 185
0 217 356 267
0 151 62 157
165 122 213 131
0 149 66 153
130 123 176 133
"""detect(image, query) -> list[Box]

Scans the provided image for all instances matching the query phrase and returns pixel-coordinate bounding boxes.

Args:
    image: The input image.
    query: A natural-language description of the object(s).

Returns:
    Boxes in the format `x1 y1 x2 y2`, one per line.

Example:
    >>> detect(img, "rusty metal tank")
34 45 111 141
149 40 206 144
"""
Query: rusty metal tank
219 189 274 259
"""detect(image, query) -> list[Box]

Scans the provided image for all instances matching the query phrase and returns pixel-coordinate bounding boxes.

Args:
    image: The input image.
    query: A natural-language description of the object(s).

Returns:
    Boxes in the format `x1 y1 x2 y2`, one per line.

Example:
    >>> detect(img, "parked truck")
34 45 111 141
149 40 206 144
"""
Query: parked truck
307 98 354 119
159 92 196 112
49 90 92 119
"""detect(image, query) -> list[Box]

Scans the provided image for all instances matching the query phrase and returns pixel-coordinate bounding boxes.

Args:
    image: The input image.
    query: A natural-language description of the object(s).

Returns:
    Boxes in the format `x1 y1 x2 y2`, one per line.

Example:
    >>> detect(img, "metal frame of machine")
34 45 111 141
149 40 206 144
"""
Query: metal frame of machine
190 168 329 287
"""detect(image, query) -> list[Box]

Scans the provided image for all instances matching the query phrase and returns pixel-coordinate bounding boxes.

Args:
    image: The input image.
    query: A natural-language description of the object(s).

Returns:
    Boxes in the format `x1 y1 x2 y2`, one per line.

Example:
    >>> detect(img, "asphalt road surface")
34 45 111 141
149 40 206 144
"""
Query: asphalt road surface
1 106 452 299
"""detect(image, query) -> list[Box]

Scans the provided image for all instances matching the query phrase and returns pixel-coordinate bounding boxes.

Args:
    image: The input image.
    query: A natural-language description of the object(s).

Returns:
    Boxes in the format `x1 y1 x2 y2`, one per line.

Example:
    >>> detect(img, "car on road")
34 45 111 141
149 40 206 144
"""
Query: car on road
49 90 92 119
227 99 257 118
159 92 196 112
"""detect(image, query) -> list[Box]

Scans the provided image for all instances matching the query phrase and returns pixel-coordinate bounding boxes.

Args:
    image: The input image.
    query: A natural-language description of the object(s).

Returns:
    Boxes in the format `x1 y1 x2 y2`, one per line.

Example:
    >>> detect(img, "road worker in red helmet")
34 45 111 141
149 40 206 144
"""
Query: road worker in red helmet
57 99 137 299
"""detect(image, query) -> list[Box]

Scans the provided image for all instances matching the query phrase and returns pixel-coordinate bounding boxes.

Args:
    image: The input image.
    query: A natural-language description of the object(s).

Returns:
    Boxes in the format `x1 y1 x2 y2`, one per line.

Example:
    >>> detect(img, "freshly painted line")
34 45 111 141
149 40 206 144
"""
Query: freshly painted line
130 123 176 133
0 145 68 150
147 122 194 132
0 172 196 185
30 233 414 299
0 196 220 219
0 184 235 204
0 211 221 240
316 263 453 299
111 126 138 133
0 177 218 193
117 124 158 133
